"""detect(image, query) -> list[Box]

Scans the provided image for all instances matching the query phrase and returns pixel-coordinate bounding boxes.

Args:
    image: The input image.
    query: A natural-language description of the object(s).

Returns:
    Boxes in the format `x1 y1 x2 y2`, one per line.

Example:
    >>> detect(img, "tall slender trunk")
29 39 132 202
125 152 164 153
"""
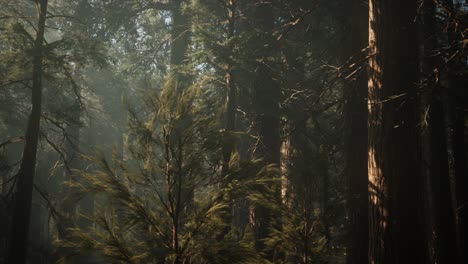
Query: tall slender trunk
367 0 427 262
320 153 331 250
282 37 305 207
8 1 48 263
170 0 191 95
451 100 467 262
421 1 458 262
221 0 237 178
427 86 458 264
251 0 280 259
217 0 238 240
168 0 192 224
448 72 467 263
439 1 468 261
61 67 83 233
170 0 190 67
342 1 368 263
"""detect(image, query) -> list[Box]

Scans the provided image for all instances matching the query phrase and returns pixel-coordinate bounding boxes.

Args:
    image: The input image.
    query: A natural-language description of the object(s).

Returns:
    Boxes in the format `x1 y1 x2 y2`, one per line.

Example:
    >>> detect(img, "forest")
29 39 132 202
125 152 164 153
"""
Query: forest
0 0 467 263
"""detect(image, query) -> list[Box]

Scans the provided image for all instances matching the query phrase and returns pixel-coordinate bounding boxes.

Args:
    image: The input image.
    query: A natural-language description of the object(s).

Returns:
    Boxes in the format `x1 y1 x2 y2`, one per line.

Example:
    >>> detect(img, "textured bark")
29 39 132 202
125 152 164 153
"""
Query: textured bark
367 0 427 263
342 1 368 263
8 0 48 263
251 0 280 259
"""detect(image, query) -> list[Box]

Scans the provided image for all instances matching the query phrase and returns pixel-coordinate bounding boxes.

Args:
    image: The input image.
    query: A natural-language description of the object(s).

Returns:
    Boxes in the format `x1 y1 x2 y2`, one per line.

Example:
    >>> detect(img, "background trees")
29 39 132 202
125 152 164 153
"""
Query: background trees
0 0 466 263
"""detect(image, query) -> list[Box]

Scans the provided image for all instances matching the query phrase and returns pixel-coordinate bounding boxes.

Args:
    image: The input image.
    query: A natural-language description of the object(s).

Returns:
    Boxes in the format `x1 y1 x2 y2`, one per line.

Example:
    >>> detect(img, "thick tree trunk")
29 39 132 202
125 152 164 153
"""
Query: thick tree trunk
342 1 368 263
251 0 281 259
367 0 427 263
8 0 48 263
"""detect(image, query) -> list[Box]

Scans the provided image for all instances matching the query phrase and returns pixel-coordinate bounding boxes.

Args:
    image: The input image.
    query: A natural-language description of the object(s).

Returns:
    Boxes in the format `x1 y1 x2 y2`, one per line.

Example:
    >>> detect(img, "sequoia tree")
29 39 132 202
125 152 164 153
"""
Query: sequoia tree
367 0 427 262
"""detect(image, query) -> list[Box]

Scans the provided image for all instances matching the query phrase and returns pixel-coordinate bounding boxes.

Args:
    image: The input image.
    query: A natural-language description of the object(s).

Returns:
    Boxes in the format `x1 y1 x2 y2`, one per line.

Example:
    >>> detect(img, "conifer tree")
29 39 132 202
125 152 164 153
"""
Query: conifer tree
249 0 281 259
421 1 458 262
341 1 368 263
8 1 48 262
367 0 427 262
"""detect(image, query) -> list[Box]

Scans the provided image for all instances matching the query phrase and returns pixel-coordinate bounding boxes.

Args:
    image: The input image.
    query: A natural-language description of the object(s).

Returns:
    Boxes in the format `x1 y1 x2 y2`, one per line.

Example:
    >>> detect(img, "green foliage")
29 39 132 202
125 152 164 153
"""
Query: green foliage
265 204 329 264
62 81 284 263
0 0 404 263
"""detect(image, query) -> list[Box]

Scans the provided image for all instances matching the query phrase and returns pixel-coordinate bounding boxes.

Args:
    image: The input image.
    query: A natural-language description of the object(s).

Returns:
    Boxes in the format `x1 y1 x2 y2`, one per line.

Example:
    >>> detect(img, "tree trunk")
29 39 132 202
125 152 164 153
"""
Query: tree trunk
170 0 191 94
448 73 467 263
427 86 458 264
167 0 192 221
439 1 468 261
217 0 238 241
8 0 48 263
342 1 368 263
61 78 82 234
170 0 190 67
421 1 458 262
452 100 467 262
251 0 281 259
320 153 331 250
367 0 427 262
221 0 237 179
